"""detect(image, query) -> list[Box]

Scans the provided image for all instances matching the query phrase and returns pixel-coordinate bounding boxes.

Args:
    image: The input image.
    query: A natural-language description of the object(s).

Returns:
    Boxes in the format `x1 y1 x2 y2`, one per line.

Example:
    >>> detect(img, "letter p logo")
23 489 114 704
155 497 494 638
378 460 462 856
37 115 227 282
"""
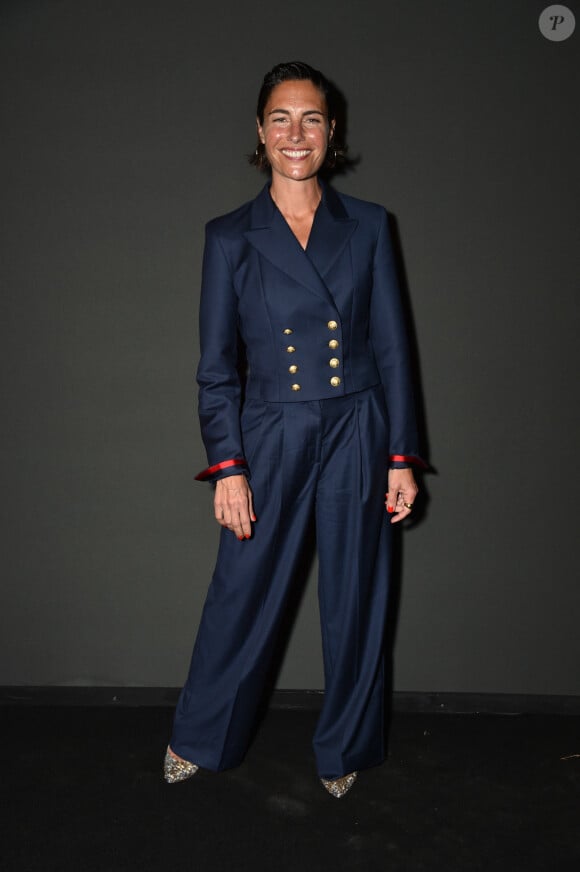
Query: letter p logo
539 5 576 41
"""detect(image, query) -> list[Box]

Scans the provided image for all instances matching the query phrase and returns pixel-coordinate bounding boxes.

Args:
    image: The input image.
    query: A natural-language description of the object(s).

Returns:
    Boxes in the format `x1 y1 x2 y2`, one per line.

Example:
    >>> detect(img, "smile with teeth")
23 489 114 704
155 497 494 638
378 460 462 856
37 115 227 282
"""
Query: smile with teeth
280 149 312 159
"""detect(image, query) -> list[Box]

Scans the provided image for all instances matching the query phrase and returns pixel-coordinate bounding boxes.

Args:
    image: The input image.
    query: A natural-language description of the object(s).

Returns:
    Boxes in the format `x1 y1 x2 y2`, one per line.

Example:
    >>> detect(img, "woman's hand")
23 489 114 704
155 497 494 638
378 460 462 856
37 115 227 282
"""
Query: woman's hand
214 474 256 540
386 468 418 523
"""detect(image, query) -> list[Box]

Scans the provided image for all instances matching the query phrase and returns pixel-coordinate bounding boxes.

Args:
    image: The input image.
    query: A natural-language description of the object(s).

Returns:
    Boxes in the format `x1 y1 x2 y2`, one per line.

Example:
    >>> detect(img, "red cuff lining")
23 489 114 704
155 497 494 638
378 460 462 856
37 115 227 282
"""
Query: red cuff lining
195 458 247 481
389 454 428 469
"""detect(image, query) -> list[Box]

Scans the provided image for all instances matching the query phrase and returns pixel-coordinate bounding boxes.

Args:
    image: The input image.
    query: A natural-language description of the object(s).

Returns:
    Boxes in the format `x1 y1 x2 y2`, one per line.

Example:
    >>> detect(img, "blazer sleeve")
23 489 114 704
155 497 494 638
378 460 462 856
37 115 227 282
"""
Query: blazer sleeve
369 208 427 469
194 223 248 482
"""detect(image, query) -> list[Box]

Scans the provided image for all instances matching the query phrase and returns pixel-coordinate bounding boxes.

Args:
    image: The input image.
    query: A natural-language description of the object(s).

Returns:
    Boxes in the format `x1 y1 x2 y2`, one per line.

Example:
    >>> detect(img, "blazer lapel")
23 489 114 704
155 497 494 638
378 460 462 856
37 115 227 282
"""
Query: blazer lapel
306 183 358 280
244 184 342 306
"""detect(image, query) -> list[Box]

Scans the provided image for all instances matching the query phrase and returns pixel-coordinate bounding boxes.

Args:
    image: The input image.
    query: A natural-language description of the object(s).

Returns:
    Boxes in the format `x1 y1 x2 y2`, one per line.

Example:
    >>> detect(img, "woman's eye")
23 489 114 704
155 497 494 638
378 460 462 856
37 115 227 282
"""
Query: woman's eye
305 117 321 124
272 116 288 124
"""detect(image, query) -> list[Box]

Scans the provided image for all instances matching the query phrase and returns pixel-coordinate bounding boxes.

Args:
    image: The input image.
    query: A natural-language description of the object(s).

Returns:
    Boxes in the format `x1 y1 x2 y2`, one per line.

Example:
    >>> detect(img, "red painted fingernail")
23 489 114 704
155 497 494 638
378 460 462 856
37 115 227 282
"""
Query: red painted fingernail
387 506 394 513
245 534 250 539
238 536 244 541
251 516 257 522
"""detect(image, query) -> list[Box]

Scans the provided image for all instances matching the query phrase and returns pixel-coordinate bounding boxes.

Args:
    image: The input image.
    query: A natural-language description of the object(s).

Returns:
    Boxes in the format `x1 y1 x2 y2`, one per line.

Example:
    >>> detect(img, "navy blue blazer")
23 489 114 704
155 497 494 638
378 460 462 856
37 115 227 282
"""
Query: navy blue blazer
195 182 424 480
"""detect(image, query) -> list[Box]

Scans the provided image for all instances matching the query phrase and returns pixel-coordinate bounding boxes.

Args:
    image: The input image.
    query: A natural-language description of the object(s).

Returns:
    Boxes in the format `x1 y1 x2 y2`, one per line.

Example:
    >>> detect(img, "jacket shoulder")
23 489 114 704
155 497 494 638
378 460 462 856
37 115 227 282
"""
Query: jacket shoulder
205 198 254 239
332 189 388 224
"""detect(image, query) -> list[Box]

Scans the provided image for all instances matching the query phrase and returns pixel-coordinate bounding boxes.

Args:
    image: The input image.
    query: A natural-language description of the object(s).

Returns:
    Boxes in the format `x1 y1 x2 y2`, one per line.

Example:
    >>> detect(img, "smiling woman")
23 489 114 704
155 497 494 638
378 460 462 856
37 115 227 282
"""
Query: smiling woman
258 82 331 182
164 61 426 800
256 79 333 247
257 80 332 188
250 60 345 174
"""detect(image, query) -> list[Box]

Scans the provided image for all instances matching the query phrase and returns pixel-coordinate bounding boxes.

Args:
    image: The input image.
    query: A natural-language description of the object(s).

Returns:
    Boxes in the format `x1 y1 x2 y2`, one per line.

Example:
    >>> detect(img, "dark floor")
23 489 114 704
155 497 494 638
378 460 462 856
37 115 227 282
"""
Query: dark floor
2 705 579 871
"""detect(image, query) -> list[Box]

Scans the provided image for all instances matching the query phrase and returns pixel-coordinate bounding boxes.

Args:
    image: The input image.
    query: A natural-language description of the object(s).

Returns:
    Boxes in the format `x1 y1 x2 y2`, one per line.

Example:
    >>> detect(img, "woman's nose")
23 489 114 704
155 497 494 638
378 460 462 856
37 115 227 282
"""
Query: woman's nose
288 121 304 142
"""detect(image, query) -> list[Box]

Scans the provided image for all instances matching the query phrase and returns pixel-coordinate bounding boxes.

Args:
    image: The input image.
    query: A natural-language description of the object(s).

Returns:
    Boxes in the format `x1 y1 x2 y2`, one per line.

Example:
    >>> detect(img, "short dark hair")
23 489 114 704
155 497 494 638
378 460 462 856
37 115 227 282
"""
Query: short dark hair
249 61 347 173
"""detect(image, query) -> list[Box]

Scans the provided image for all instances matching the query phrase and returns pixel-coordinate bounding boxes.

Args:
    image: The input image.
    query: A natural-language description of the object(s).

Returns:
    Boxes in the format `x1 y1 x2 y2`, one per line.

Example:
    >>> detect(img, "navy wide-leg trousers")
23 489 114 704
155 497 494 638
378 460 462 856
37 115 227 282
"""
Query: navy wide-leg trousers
170 385 392 779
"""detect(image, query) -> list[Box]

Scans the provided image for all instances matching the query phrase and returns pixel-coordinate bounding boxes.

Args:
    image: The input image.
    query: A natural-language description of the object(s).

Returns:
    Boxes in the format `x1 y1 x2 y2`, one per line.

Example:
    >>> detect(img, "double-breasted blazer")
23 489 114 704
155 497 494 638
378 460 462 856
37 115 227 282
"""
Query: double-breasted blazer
194 182 424 481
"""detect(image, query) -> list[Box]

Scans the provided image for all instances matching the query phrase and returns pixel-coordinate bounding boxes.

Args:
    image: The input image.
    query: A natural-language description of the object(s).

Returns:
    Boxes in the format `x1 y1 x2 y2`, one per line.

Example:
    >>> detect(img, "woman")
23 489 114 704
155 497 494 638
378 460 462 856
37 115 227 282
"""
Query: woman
164 61 425 798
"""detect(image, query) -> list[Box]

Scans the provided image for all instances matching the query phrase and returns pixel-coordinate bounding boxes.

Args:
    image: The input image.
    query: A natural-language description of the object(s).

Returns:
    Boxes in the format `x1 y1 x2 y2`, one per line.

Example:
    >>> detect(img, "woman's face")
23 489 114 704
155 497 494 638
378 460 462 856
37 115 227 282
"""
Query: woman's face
257 79 335 183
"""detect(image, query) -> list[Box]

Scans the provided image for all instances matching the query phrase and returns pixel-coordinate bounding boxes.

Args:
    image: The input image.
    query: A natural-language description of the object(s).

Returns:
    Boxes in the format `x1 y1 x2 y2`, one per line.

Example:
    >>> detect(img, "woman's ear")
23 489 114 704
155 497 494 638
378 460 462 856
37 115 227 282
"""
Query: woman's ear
256 118 265 144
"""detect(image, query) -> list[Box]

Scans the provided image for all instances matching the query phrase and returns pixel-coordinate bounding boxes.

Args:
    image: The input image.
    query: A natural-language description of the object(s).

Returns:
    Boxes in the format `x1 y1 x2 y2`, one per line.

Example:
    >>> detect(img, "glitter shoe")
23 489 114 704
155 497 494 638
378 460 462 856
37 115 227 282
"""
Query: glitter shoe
320 771 358 798
163 746 199 783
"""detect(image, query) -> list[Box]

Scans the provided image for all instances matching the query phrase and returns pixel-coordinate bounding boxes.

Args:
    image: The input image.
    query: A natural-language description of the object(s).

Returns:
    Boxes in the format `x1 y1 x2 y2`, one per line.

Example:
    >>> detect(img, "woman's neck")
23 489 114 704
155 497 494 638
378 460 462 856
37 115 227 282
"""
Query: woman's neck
269 176 322 220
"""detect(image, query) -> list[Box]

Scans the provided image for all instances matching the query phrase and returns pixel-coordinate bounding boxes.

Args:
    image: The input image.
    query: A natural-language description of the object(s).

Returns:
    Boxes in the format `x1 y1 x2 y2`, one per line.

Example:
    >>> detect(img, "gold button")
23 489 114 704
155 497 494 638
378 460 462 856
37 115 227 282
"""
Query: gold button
291 383 301 391
288 364 298 374
330 376 341 387
283 328 293 335
328 339 339 349
286 345 296 353
329 358 340 368
327 320 338 330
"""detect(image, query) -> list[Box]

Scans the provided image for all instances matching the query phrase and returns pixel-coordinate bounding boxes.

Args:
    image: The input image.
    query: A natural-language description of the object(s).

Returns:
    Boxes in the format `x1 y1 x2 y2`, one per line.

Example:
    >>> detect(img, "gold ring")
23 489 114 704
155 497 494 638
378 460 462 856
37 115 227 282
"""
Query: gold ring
403 502 414 510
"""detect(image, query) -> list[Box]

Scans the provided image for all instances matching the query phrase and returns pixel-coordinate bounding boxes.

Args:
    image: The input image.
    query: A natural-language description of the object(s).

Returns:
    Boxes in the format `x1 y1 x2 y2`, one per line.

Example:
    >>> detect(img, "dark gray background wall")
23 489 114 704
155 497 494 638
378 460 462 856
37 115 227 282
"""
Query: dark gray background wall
1 0 578 694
